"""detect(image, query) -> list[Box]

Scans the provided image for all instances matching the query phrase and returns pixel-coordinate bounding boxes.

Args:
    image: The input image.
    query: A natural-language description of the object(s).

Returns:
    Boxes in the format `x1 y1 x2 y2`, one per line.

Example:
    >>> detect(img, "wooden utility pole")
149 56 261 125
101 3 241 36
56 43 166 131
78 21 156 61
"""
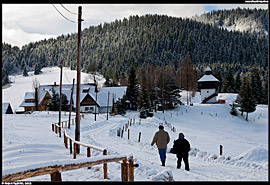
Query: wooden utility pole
59 61 63 133
68 78 75 129
75 6 83 154
95 85 98 121
107 91 110 120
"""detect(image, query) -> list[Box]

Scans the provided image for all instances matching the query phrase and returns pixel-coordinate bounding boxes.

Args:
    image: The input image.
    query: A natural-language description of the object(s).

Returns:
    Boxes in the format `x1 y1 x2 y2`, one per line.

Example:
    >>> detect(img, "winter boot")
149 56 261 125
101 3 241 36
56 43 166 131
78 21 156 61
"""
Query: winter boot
161 161 165 166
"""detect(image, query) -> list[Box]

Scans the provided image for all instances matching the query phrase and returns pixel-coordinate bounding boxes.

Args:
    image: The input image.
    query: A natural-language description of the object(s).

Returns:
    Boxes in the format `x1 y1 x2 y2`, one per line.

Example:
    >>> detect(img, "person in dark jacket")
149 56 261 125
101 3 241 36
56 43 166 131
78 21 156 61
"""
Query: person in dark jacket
170 132 190 171
151 125 170 166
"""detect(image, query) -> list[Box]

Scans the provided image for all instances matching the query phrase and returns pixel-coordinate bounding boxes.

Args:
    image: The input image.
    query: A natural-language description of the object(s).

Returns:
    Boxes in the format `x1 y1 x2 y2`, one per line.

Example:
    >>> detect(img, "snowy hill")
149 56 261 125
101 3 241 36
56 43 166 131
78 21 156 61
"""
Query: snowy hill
2 67 268 181
192 8 268 36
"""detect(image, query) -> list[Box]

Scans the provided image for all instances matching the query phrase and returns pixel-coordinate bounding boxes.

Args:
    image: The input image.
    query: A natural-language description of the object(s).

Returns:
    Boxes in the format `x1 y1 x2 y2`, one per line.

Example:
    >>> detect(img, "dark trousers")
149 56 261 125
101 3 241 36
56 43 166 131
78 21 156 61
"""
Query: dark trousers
177 154 189 170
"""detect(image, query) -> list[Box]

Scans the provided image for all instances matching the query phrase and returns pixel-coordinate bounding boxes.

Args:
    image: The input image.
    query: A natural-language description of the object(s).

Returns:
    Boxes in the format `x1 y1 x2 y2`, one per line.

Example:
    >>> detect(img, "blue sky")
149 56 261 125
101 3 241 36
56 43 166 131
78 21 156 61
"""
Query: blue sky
2 4 268 48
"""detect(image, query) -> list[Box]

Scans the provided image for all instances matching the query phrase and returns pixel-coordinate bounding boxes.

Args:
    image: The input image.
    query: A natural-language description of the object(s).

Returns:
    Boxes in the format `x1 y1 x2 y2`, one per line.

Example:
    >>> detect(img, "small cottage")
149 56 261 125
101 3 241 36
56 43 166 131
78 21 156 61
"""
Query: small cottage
19 91 52 112
19 82 127 113
197 67 220 103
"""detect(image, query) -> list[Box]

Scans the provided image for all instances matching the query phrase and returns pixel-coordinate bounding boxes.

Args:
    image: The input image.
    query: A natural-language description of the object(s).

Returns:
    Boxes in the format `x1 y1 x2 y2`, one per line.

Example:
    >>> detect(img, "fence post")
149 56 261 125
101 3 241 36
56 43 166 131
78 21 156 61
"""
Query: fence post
52 124 54 132
220 145 223 155
59 127 61 138
138 132 141 142
121 129 124 138
128 156 134 182
128 129 130 140
50 171 62 181
73 143 77 159
70 139 72 154
55 124 58 134
87 147 91 169
103 150 107 179
121 159 128 181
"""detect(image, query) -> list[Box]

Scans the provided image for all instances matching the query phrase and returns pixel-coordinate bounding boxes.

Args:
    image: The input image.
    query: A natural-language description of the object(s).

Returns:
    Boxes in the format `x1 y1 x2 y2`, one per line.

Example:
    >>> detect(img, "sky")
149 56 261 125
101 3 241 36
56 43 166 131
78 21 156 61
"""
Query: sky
2 3 268 48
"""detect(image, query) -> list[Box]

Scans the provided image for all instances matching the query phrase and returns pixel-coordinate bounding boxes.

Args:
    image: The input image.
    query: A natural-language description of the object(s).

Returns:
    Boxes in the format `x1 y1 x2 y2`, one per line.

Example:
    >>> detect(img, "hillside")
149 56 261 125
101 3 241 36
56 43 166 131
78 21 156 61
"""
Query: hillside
2 67 268 181
2 94 268 181
192 8 268 36
2 11 268 86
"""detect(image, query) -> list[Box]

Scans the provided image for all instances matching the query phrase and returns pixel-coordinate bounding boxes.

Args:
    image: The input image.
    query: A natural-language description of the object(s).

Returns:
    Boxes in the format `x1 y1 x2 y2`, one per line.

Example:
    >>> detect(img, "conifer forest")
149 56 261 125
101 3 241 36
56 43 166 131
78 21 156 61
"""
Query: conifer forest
2 8 268 105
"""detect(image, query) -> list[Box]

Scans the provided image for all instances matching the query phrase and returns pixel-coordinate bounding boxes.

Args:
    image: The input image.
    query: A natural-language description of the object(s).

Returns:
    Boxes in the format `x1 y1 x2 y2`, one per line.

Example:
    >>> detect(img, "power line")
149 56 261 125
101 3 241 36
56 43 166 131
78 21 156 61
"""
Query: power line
60 4 77 15
52 4 77 24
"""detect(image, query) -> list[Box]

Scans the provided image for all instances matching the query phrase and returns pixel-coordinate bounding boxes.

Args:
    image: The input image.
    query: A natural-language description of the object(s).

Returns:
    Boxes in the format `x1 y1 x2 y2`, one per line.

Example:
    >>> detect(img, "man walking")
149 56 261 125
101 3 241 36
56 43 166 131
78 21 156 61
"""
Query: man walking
151 125 170 166
170 132 190 171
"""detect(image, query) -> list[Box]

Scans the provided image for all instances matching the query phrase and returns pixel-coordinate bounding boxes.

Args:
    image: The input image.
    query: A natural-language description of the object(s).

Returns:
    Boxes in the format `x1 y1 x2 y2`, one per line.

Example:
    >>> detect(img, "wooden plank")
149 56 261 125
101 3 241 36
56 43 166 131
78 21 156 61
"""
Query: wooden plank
2 157 128 181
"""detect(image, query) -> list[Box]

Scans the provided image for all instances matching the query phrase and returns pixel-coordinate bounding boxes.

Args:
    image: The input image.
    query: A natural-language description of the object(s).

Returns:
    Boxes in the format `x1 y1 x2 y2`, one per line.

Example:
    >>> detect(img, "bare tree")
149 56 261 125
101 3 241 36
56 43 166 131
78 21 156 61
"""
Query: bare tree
177 54 197 105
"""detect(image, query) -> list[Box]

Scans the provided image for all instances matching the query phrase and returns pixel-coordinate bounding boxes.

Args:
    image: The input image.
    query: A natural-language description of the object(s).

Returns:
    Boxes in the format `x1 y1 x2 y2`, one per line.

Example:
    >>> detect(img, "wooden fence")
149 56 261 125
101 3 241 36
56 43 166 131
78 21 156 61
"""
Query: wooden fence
2 114 135 182
2 155 134 181
50 115 135 181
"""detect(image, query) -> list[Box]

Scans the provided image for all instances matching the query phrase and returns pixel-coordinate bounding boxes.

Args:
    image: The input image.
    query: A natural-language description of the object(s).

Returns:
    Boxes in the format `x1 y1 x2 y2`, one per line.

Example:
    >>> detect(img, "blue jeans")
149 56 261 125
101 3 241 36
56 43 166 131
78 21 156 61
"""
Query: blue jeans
158 149 167 162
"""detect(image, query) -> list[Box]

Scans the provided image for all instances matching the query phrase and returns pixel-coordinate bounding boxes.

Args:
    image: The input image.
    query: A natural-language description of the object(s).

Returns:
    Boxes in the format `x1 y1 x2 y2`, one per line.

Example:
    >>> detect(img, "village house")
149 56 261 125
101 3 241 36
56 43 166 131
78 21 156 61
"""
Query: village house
19 82 127 114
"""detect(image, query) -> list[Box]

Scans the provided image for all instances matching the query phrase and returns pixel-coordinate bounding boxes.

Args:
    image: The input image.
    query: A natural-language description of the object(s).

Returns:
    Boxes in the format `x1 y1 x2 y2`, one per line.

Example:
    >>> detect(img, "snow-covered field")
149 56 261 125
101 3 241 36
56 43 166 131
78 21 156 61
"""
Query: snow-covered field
2 67 268 181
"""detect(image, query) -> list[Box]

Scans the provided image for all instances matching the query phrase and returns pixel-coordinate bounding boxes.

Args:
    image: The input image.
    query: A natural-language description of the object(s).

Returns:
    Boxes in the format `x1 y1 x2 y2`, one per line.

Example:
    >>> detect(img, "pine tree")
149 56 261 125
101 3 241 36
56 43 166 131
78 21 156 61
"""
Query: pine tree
126 66 139 110
115 95 128 115
237 75 256 121
34 61 42 75
222 67 235 93
138 76 153 118
48 91 59 111
61 94 69 111
250 67 263 104
234 72 241 93
23 66 28 77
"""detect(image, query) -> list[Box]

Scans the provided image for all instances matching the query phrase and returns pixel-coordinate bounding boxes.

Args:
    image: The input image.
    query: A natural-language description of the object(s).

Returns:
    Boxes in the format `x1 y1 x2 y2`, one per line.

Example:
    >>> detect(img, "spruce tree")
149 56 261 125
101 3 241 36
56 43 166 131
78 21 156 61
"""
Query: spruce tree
126 66 139 110
237 75 256 121
222 67 235 93
23 66 28 77
250 67 263 104
48 91 59 111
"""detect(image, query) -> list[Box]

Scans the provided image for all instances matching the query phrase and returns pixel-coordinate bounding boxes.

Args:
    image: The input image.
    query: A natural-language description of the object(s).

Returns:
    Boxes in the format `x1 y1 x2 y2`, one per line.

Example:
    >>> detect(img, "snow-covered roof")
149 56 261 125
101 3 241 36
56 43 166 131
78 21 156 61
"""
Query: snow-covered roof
24 92 35 100
205 67 212 72
2 103 12 114
197 74 219 82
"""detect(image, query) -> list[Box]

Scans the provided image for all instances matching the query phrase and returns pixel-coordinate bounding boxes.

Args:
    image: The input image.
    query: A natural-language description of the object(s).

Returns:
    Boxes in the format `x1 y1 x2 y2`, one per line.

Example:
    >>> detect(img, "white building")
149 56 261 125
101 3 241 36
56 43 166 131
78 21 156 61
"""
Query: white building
197 67 220 103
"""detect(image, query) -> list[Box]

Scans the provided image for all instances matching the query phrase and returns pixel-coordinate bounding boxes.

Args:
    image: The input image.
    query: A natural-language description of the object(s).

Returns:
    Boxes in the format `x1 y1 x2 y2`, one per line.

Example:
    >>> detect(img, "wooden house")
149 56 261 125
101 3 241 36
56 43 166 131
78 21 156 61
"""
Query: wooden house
19 82 127 114
19 91 52 112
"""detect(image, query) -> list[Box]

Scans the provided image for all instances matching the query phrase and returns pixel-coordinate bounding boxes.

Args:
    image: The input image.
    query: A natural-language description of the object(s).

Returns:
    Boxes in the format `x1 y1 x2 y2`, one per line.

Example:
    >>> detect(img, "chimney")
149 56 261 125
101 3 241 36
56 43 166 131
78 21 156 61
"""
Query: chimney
54 82 56 86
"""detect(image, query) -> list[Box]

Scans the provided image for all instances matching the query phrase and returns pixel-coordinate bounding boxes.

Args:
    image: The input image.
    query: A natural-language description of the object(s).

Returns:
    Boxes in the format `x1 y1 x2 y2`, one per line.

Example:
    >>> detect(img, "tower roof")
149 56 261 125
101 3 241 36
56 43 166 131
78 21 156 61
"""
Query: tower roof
197 74 219 82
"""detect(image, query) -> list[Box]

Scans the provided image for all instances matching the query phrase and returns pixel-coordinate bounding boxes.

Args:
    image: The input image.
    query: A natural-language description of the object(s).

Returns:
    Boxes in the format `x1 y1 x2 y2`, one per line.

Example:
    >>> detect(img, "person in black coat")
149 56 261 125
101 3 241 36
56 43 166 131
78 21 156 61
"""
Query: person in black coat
170 133 190 171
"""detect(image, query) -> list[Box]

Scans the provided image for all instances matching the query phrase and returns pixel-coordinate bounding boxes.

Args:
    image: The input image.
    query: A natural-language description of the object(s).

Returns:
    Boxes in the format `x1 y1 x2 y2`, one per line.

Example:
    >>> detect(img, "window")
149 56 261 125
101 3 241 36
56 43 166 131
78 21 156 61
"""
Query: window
85 107 89 111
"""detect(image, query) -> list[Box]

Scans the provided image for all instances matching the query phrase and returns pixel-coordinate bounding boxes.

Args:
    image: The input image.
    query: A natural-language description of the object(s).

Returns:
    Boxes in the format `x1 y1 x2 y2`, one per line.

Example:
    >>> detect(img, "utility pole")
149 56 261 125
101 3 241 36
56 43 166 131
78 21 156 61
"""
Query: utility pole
68 78 75 129
75 6 83 154
59 61 63 133
94 85 98 121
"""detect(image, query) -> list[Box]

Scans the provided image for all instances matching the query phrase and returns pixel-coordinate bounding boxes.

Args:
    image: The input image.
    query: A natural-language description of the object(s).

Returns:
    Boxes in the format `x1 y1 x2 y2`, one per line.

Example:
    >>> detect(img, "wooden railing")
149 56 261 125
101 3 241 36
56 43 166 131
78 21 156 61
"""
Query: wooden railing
50 115 135 181
2 155 134 181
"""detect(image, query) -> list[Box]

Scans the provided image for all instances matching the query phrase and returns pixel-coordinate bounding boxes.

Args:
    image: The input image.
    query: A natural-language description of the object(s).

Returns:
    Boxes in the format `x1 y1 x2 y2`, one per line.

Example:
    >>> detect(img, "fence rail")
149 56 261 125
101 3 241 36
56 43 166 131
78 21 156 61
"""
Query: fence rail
2 155 134 181
50 115 134 181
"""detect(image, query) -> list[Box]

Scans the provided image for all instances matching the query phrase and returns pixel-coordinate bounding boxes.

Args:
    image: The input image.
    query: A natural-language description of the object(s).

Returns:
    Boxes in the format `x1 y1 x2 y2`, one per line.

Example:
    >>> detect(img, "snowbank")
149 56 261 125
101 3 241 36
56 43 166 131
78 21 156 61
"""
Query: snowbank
233 146 268 163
